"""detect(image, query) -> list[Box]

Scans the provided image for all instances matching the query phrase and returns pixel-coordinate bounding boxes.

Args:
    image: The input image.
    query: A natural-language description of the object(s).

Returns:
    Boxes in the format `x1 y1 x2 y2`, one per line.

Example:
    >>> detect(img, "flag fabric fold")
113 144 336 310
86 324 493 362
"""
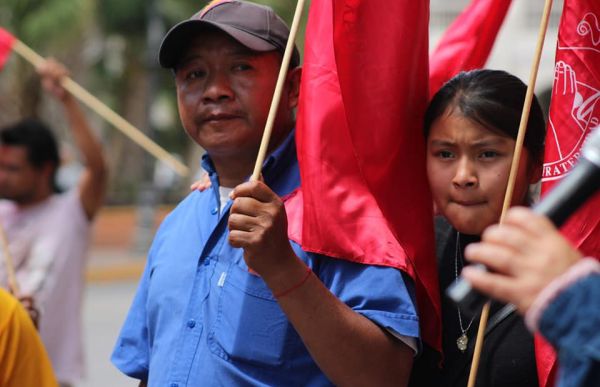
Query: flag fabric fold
539 1 600 386
0 27 16 70
286 0 441 351
429 0 513 96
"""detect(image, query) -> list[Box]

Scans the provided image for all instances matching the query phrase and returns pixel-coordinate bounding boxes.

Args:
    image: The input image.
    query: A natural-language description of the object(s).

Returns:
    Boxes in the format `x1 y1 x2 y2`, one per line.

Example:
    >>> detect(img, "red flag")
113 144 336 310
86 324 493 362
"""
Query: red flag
286 0 441 351
540 1 600 385
0 27 16 70
429 0 513 96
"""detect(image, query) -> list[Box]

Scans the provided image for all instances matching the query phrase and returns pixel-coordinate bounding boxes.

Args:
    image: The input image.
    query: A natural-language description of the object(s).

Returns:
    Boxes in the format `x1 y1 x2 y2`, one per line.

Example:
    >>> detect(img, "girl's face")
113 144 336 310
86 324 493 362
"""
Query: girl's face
426 110 540 235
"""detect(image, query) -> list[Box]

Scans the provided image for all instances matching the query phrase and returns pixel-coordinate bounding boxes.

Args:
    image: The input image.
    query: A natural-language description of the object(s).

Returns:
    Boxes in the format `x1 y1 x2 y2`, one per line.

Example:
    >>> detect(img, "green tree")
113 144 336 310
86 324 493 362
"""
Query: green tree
0 0 94 122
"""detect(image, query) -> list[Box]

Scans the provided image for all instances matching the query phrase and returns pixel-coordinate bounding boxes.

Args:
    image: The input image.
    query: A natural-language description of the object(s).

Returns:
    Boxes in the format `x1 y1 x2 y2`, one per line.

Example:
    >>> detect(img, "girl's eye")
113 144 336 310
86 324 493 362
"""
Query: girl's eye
480 150 499 159
436 150 454 159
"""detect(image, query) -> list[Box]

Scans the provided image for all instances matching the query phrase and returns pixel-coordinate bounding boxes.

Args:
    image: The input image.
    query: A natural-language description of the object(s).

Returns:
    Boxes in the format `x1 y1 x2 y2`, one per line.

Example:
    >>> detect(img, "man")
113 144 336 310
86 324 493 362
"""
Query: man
0 59 107 386
112 1 419 386
463 207 599 387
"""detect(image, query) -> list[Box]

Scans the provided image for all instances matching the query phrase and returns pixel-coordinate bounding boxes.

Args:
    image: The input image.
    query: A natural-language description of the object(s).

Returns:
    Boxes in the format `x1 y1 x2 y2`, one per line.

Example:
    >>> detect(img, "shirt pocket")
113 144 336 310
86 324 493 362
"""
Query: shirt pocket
208 263 301 367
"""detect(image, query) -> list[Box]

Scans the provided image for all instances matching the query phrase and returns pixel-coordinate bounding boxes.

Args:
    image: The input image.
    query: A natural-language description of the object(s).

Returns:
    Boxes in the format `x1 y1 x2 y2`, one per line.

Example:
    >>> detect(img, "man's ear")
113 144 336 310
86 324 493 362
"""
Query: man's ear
40 162 57 189
286 67 302 110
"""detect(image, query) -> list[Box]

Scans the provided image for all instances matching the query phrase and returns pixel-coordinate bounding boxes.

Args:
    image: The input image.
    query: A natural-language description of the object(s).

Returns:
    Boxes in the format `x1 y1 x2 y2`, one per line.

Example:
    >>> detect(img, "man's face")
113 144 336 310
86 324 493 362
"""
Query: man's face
174 29 297 160
0 145 46 203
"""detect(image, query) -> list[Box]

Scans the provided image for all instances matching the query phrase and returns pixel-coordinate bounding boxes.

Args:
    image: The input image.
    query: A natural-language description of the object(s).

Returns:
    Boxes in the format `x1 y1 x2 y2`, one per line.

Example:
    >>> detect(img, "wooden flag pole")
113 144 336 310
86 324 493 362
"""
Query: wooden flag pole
0 222 20 297
11 40 190 178
250 0 306 181
467 0 555 386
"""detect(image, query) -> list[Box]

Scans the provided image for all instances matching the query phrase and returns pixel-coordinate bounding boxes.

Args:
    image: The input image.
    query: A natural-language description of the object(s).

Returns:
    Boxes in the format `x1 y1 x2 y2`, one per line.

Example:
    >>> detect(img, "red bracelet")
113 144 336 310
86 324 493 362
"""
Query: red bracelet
274 266 313 299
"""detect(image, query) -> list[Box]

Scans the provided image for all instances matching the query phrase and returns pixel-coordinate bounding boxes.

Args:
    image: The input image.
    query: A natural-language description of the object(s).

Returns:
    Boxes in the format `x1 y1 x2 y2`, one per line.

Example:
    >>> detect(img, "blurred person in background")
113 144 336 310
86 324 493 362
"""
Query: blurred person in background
0 59 107 387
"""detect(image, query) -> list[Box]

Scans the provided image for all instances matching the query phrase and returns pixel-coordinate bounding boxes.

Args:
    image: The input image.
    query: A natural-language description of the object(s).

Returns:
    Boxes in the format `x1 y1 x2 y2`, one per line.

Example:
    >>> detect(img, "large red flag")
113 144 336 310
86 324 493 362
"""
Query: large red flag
539 1 600 386
0 28 16 70
286 0 441 351
429 0 513 96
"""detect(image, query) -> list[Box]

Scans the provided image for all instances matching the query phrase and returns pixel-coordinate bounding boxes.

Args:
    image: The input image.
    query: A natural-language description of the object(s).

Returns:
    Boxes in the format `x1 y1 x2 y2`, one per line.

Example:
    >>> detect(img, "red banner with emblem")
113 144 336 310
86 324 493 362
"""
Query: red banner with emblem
0 28 15 70
538 1 600 386
544 1 600 266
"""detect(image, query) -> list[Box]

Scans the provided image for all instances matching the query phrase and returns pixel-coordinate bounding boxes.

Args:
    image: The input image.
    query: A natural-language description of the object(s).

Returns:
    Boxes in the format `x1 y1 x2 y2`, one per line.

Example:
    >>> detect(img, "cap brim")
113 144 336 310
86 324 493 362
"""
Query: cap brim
158 20 279 69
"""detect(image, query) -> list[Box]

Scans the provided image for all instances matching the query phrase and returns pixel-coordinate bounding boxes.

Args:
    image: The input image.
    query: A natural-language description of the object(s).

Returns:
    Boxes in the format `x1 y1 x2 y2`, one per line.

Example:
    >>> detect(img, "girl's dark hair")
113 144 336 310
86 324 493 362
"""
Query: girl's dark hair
0 118 61 192
424 69 546 164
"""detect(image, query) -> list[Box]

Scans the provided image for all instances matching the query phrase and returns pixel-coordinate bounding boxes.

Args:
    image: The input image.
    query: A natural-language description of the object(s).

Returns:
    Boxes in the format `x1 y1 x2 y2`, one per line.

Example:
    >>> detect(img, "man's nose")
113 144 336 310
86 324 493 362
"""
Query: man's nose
202 72 234 103
452 158 478 188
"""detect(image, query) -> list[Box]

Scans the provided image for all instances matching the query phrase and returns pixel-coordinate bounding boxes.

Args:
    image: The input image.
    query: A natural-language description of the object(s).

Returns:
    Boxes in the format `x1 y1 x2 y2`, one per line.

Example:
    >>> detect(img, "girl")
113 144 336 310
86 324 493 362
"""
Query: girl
410 69 546 387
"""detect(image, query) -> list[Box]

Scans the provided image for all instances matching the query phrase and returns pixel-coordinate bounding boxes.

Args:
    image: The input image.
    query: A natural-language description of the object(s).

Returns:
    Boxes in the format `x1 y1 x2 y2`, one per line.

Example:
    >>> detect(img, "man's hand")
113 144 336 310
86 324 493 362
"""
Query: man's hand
37 57 108 220
228 181 297 281
18 295 40 329
37 58 70 102
463 207 582 314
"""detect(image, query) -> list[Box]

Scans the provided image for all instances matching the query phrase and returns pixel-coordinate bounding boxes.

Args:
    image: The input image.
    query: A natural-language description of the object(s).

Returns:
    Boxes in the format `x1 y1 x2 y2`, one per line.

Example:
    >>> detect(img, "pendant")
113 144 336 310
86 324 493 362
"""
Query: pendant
457 333 468 352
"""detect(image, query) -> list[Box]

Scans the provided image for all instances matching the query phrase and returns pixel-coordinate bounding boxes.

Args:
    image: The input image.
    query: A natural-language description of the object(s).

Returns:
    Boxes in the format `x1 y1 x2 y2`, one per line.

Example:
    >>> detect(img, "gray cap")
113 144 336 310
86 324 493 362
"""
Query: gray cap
159 0 300 69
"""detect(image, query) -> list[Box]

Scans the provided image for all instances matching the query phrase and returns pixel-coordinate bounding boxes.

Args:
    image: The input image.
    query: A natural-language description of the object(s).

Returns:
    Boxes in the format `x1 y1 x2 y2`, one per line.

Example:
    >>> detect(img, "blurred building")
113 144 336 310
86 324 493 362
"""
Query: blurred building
431 0 564 107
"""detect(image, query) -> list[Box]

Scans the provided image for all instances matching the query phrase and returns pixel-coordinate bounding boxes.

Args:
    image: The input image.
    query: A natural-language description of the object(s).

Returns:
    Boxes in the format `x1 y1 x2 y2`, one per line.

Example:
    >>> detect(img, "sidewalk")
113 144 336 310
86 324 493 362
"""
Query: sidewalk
85 205 172 283
86 248 146 283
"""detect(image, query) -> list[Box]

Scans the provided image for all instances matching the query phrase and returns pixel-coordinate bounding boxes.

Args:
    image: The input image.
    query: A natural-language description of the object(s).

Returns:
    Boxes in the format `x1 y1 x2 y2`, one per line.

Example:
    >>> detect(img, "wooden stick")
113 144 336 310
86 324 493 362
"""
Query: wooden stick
467 301 490 387
250 0 306 181
467 0 555 386
11 40 190 178
0 222 20 297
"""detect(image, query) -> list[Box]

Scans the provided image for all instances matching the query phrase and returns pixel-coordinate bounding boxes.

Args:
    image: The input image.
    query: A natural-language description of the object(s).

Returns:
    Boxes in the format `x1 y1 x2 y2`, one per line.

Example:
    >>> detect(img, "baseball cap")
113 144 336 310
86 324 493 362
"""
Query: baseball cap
158 0 300 69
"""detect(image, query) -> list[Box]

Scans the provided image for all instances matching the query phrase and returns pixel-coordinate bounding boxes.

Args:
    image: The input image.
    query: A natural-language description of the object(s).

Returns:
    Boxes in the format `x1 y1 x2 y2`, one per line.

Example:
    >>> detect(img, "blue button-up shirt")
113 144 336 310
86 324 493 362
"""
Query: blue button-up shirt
112 130 419 386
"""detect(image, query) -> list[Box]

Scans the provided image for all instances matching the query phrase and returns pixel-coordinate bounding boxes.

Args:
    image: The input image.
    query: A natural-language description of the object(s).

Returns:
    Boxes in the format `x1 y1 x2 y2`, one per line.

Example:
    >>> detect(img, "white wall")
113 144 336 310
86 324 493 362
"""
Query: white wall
430 0 564 94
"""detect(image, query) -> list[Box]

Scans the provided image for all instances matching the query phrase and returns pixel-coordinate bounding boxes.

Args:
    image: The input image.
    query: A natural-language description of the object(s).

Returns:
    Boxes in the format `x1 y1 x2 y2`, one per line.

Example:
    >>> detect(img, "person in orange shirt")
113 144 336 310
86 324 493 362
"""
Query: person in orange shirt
0 288 57 387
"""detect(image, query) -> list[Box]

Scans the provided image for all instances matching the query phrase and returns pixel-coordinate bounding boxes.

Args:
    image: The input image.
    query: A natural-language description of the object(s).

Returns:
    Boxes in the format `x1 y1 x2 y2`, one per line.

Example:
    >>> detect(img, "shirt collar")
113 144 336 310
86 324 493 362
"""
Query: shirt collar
200 128 296 188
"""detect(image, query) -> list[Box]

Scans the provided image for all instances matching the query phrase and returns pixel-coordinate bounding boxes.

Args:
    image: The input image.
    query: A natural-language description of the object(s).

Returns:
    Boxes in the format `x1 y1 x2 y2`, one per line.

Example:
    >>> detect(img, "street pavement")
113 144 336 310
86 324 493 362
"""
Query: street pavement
80 280 138 387
79 249 145 387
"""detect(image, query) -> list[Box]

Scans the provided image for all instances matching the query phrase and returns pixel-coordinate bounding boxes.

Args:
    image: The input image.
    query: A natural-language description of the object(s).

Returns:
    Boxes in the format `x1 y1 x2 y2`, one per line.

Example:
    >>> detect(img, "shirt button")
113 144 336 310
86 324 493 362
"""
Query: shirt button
187 319 196 329
204 259 210 266
211 207 218 215
170 383 179 387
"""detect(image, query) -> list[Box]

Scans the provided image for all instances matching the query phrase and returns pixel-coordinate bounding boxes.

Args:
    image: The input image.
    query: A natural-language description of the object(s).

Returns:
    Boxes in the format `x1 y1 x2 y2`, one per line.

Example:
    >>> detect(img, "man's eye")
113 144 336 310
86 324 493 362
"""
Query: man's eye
233 63 252 71
186 70 206 80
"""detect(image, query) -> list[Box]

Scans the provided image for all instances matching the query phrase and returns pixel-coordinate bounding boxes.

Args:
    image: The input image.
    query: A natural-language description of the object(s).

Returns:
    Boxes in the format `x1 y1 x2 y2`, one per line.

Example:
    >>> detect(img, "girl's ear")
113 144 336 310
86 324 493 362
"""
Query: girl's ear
528 156 543 185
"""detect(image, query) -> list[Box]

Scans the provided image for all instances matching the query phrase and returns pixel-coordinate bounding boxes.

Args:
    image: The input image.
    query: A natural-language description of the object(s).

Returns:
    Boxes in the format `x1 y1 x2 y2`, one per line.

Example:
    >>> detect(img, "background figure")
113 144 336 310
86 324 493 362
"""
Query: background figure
0 288 57 387
464 207 599 387
0 59 107 387
112 2 419 386
409 69 546 387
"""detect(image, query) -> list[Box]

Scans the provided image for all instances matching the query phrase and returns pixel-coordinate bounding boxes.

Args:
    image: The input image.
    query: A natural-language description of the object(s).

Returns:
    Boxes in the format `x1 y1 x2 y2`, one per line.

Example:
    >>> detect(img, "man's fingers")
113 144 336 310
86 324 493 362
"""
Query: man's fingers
231 181 278 203
228 229 258 249
230 196 264 217
228 213 257 233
